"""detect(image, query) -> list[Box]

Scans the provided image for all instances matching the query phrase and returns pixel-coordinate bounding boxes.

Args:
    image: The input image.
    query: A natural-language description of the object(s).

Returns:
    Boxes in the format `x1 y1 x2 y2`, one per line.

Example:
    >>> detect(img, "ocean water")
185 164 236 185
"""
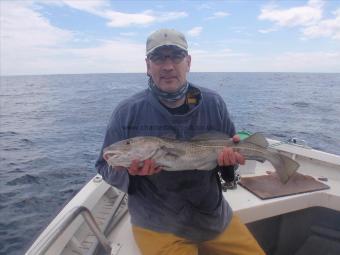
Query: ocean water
0 72 339 254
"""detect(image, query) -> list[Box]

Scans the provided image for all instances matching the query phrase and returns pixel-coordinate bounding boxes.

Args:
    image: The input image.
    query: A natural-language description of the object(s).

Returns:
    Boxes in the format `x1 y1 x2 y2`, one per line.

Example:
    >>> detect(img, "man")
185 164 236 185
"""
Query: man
96 28 265 255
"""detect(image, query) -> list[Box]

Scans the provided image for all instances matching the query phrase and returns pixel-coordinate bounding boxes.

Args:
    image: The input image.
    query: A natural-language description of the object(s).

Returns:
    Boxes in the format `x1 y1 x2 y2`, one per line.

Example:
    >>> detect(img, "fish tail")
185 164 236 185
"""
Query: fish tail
280 153 300 176
270 153 300 183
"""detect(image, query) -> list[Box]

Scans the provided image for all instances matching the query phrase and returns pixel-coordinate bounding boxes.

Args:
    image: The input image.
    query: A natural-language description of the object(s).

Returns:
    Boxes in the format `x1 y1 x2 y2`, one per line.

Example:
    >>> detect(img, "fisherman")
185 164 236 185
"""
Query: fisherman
96 28 265 255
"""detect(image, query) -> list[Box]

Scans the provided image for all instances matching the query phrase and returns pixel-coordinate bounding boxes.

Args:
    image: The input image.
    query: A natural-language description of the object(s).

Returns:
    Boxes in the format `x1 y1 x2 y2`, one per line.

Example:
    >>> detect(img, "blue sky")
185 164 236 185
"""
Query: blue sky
1 0 339 75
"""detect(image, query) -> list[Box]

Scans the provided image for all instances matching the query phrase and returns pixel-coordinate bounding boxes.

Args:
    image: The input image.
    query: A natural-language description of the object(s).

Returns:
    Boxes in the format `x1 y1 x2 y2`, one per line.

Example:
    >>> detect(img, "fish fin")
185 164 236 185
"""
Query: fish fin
191 131 230 141
270 153 300 183
243 133 269 148
279 153 300 178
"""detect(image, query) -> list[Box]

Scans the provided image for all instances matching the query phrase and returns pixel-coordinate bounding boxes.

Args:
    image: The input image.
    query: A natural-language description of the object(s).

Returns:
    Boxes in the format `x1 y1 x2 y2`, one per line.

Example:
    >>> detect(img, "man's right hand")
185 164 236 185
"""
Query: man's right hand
128 159 162 176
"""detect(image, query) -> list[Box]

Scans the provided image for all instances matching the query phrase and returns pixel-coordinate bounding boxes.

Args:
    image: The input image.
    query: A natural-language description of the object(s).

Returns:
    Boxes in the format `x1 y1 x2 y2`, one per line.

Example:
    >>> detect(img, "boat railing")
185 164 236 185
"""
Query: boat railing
27 206 113 254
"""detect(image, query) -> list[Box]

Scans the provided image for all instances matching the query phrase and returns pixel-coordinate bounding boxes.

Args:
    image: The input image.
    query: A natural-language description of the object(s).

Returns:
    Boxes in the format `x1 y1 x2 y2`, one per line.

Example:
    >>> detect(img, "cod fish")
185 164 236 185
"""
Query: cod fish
103 132 299 183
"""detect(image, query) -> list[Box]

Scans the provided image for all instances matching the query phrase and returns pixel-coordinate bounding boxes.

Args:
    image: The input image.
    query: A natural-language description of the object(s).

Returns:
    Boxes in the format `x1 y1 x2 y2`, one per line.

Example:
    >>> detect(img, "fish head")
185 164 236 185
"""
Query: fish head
103 137 160 167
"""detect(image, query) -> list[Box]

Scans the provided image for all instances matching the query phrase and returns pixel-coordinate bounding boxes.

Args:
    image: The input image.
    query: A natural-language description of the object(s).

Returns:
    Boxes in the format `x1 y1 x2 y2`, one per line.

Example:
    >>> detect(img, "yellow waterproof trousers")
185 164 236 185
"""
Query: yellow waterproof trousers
132 215 266 255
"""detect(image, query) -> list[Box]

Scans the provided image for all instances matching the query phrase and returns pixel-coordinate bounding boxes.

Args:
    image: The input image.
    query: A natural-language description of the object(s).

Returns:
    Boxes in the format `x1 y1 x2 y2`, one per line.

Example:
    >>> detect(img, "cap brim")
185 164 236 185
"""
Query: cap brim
146 44 187 55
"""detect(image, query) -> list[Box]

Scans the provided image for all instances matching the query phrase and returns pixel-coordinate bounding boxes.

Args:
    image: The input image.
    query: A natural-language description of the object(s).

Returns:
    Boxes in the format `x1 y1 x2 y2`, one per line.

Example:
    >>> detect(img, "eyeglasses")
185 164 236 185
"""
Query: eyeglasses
148 50 187 65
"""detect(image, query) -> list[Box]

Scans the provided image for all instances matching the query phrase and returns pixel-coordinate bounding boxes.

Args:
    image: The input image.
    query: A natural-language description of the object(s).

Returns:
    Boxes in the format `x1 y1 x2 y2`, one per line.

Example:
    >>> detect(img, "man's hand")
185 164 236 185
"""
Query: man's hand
217 135 245 166
128 159 162 176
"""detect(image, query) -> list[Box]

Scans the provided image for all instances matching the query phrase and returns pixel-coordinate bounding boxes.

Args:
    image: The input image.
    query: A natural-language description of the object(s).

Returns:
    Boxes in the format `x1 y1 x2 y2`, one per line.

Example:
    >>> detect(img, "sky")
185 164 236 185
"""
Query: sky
1 0 339 75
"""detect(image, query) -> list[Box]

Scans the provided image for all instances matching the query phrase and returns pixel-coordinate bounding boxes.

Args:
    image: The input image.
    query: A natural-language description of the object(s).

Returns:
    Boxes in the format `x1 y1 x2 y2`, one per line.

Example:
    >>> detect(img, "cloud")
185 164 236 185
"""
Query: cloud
120 32 137 37
196 3 213 10
302 9 340 39
258 28 278 34
0 1 146 75
271 51 340 72
0 1 74 75
190 49 340 72
62 40 146 73
105 10 187 27
187 27 203 37
104 11 156 27
60 0 110 14
206 11 230 20
258 0 323 27
54 0 187 27
1 1 339 75
214 11 230 17
156 11 188 22
258 0 339 40
0 1 73 48
190 48 252 72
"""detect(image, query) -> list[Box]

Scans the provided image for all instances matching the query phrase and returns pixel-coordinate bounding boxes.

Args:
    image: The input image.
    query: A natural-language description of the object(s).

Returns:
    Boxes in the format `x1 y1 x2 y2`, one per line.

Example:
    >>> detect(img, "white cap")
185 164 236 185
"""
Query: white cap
146 29 188 55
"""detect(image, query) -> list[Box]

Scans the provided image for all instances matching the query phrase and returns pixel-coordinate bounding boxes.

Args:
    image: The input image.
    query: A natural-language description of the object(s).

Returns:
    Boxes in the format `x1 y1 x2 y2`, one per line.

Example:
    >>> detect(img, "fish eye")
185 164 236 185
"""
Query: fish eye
126 140 131 145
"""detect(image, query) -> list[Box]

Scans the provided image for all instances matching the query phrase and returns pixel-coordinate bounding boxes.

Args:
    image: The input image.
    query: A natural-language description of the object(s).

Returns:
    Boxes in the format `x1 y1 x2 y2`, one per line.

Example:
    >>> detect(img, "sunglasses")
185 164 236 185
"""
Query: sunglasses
148 50 188 65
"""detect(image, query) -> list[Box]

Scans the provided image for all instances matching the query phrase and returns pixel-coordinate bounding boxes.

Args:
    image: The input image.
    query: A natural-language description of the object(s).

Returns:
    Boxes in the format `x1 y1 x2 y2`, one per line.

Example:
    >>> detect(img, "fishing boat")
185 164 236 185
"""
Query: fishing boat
25 136 340 255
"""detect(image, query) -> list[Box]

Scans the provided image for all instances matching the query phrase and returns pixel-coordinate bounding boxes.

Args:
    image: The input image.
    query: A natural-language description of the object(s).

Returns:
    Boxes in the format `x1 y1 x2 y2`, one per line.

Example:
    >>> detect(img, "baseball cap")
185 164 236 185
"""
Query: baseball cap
146 29 188 55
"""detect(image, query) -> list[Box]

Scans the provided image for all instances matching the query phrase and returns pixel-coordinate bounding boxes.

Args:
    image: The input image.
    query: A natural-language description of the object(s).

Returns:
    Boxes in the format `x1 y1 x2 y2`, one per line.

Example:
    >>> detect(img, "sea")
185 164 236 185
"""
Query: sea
0 72 339 254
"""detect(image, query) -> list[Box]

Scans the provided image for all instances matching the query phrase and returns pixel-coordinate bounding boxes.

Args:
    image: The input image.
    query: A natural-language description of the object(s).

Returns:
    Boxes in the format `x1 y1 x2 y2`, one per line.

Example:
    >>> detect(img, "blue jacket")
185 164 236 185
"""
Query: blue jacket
96 83 236 241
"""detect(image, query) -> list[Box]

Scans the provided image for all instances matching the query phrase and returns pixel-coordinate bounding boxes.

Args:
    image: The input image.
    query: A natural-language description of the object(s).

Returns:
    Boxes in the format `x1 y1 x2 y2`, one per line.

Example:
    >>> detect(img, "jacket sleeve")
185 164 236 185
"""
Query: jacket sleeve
95 110 130 193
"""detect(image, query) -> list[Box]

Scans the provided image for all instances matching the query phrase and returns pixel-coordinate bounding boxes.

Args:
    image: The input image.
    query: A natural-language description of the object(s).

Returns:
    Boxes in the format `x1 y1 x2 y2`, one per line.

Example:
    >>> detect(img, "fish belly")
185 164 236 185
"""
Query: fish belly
158 144 217 171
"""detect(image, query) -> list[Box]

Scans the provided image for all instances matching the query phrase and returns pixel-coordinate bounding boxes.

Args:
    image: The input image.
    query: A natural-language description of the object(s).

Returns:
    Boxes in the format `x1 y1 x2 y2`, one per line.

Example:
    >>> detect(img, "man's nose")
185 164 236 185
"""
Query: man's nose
161 57 175 70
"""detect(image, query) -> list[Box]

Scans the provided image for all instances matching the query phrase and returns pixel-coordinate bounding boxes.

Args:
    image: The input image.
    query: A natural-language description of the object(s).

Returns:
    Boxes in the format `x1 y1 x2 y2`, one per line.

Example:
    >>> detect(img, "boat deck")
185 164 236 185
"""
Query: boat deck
25 141 340 255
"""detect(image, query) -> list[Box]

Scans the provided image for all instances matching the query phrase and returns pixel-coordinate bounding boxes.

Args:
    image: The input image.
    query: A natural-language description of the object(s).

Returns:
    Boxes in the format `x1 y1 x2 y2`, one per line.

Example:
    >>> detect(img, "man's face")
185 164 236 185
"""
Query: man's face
146 46 191 93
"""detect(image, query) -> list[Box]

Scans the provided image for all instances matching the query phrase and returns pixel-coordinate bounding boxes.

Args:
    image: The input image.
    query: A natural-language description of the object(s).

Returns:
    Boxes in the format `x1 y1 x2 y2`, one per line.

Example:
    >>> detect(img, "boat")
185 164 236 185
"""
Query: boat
25 136 340 255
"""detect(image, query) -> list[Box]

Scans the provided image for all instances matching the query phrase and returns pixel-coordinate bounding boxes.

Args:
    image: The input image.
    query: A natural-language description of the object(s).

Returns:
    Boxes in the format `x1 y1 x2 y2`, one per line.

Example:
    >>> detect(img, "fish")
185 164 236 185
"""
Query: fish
103 132 299 183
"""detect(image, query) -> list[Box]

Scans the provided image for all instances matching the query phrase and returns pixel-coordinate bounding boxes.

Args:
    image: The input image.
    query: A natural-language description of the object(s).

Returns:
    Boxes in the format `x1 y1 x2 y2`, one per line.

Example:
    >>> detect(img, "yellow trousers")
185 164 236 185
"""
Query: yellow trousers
132 215 266 255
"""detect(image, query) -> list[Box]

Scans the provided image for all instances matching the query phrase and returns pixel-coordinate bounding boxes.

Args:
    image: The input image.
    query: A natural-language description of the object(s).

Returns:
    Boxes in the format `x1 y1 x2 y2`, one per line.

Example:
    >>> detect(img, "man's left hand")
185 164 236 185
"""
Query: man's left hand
217 135 245 166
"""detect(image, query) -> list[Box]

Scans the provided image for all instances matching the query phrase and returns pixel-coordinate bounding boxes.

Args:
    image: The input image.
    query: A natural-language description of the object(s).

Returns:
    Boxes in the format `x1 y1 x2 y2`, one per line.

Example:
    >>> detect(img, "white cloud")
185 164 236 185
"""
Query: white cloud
212 12 230 18
157 11 188 22
120 32 137 37
258 0 339 40
0 1 73 48
196 4 213 10
0 1 74 75
258 28 278 34
190 48 251 72
214 12 230 17
61 0 110 14
258 0 323 27
53 0 187 27
2 38 146 75
105 10 187 27
187 27 203 37
0 1 189 75
302 9 340 39
0 1 146 75
105 10 156 27
1 1 339 75
206 11 230 20
62 40 146 73
190 49 340 72
192 48 248 58
271 51 340 72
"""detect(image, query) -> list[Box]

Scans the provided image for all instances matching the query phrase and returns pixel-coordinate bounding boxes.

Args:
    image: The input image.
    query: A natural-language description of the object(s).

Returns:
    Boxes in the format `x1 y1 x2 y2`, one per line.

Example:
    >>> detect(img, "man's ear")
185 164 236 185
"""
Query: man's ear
146 58 151 76
186 55 191 72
